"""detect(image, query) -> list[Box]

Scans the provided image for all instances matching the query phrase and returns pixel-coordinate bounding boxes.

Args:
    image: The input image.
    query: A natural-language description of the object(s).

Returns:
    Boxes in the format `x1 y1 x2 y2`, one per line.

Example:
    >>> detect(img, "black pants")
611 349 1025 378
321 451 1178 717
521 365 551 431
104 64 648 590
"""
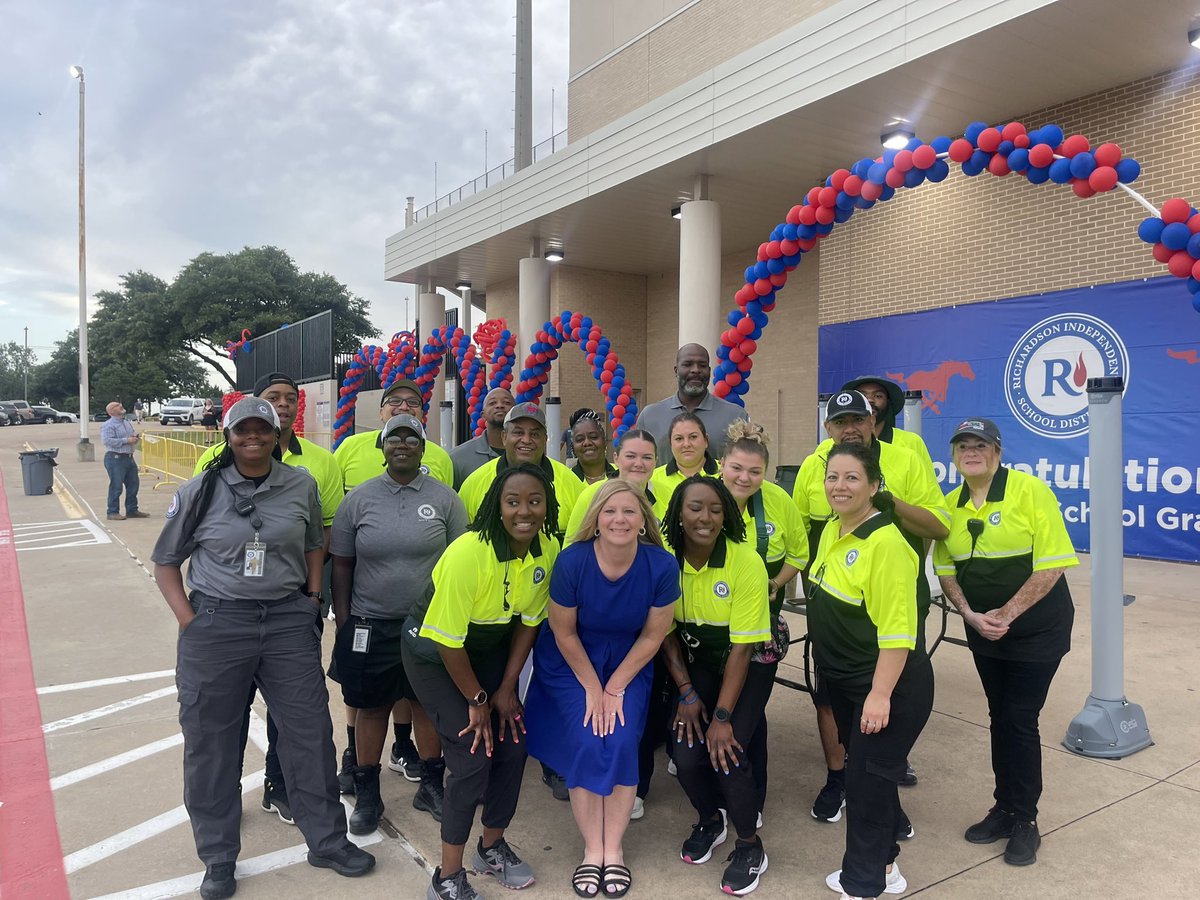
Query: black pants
403 646 527 847
826 658 933 899
637 657 674 799
674 660 776 840
973 653 1061 821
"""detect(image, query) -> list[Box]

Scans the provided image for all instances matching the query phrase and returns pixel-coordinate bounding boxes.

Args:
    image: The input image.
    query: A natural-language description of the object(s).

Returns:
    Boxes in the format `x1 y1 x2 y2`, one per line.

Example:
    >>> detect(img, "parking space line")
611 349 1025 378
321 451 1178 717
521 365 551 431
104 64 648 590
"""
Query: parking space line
42 686 177 734
38 669 175 696
51 734 184 792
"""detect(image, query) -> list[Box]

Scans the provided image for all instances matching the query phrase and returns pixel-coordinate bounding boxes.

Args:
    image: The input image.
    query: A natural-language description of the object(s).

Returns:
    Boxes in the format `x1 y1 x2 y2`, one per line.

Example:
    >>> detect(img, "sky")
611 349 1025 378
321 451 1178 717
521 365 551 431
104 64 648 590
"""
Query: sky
0 0 569 363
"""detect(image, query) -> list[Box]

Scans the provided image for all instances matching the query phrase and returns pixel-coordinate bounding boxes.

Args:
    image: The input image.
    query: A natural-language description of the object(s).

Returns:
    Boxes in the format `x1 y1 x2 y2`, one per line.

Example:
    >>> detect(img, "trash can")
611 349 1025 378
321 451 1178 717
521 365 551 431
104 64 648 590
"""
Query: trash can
774 463 800 497
19 448 58 496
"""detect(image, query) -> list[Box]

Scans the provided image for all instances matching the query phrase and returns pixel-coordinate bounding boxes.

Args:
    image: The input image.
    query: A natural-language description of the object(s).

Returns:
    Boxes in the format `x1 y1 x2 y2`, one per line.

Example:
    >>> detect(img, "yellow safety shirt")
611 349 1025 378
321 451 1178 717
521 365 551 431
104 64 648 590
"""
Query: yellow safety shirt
335 429 454 490
740 480 808 570
649 455 720 518
879 422 935 477
675 534 770 671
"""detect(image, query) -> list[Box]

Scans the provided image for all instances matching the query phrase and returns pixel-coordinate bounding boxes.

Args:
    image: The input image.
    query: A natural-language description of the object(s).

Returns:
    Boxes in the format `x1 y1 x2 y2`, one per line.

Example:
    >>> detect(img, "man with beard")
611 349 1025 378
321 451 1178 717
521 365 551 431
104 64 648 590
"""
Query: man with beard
449 388 515 489
636 344 749 465
336 380 454 490
840 375 935 475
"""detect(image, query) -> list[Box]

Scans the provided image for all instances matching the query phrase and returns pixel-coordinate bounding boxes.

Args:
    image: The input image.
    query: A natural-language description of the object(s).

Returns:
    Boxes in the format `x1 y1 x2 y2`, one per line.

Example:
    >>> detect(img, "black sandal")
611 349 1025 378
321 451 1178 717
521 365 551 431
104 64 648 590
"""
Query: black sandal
602 863 632 898
572 863 603 897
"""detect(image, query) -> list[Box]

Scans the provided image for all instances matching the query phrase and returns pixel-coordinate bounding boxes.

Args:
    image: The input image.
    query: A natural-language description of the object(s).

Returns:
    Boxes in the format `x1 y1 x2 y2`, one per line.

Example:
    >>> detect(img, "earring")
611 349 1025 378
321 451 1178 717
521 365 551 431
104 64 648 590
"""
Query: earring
639 526 647 536
594 529 601 537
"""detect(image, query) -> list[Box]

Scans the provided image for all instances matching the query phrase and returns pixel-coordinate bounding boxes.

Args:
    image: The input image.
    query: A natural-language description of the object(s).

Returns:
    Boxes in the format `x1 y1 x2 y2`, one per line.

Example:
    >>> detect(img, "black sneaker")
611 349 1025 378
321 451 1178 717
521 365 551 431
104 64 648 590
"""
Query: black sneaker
261 779 295 825
681 809 727 864
306 843 376 877
200 861 237 900
541 771 569 802
895 811 915 841
1004 819 1041 866
901 762 918 786
721 838 768 895
811 772 846 823
413 777 445 822
964 807 1015 844
337 746 356 795
388 741 424 782
427 866 480 900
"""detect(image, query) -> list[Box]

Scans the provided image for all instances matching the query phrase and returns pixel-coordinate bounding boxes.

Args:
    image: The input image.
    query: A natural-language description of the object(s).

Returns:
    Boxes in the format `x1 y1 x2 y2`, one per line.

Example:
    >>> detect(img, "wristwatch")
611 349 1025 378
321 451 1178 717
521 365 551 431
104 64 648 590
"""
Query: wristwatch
714 706 731 723
306 591 322 602
469 689 489 707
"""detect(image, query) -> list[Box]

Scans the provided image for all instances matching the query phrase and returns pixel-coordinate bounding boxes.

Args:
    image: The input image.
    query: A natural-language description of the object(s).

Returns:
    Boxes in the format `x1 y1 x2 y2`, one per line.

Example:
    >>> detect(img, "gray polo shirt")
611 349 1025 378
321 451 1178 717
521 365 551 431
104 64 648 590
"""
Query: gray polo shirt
331 472 469 619
635 391 750 464
449 432 502 490
152 461 323 599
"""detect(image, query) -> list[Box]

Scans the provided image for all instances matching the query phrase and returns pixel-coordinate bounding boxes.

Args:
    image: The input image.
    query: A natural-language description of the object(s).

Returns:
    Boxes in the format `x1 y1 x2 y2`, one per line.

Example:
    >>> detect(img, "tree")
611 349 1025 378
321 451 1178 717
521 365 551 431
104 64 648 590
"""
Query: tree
29 331 81 411
165 246 378 387
0 341 38 400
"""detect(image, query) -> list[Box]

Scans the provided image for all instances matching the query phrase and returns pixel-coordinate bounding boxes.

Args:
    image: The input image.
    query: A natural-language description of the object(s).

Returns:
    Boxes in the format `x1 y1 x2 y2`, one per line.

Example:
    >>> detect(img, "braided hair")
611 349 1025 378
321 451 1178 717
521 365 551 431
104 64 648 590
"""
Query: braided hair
470 462 560 546
661 474 746 558
569 407 602 429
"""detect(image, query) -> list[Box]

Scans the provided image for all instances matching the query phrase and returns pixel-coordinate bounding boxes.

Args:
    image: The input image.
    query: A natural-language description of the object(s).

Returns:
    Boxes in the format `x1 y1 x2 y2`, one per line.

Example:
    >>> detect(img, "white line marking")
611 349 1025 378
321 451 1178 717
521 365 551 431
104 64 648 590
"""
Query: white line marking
63 769 265 874
42 685 177 733
51 734 184 791
38 669 175 695
12 518 112 552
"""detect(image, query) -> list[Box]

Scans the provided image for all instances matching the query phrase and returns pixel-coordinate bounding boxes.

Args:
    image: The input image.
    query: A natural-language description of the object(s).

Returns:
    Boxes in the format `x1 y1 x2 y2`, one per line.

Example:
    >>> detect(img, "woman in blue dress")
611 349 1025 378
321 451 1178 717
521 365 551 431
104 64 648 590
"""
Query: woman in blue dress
525 479 679 899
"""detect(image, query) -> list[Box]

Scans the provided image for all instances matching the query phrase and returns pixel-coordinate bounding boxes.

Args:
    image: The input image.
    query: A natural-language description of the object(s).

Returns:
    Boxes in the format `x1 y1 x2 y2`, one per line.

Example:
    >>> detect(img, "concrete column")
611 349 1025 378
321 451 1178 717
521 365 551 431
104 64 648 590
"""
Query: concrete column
678 198 721 352
518 256 550 373
418 290 445 445
545 397 561 461
440 401 454 450
514 0 533 171
460 288 473 341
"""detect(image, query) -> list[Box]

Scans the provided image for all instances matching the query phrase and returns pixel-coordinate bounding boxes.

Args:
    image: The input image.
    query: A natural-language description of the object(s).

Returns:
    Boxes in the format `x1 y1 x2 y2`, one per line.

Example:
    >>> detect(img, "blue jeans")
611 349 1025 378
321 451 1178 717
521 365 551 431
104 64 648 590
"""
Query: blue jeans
104 453 140 515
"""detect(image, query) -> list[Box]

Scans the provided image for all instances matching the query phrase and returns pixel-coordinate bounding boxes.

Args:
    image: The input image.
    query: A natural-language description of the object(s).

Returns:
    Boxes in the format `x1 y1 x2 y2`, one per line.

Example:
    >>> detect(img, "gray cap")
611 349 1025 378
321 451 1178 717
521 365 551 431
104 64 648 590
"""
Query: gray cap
503 401 546 428
825 390 873 421
382 413 426 440
223 397 280 431
950 417 1002 447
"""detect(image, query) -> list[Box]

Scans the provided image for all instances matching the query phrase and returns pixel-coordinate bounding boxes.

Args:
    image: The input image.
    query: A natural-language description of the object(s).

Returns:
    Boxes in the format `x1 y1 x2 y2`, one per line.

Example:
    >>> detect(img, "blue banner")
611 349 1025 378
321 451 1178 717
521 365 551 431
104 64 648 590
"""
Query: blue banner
819 277 1200 562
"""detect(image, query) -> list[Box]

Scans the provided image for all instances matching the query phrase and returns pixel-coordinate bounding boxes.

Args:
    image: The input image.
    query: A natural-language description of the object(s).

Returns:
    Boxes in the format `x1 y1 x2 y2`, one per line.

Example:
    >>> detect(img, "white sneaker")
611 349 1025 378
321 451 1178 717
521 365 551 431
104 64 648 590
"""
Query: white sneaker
825 862 907 894
630 797 645 820
667 758 678 777
756 811 763 829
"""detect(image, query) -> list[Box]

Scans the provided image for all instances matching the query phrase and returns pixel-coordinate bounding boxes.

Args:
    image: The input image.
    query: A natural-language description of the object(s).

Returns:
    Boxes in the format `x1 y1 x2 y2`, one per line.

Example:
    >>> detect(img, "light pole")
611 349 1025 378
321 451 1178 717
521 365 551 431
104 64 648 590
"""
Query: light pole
70 64 94 461
23 326 28 402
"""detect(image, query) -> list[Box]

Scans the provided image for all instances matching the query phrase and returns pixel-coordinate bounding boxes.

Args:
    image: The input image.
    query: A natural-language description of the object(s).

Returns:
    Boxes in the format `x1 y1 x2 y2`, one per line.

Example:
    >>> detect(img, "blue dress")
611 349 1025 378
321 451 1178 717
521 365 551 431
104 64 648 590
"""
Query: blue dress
525 541 680 794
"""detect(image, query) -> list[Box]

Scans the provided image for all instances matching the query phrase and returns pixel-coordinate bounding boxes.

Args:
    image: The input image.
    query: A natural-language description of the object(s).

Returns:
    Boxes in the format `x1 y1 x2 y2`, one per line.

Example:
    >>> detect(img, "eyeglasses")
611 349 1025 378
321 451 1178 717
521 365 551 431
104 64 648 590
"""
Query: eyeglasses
805 563 828 602
383 435 422 448
384 396 422 410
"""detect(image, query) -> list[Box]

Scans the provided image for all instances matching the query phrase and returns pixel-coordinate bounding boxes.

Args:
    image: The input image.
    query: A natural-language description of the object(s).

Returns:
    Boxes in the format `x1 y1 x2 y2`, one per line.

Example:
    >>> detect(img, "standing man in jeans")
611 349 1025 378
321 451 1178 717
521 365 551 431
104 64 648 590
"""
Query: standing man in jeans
100 400 149 521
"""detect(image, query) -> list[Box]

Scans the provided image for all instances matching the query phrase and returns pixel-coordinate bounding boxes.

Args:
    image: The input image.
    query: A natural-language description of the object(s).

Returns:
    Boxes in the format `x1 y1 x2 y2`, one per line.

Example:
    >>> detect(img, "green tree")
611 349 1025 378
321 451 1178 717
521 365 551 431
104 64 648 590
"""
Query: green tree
0 341 38 400
29 331 81 411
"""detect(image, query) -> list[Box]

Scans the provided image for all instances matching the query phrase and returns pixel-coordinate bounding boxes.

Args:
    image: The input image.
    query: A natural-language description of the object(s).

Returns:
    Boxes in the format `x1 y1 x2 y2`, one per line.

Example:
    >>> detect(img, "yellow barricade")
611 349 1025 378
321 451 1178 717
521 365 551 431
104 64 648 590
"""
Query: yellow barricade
140 429 335 489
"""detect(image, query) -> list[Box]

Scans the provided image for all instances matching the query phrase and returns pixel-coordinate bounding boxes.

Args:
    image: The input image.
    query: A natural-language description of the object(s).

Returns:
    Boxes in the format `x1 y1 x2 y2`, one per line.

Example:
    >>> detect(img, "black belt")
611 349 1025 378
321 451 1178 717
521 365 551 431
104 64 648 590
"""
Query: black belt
105 451 133 457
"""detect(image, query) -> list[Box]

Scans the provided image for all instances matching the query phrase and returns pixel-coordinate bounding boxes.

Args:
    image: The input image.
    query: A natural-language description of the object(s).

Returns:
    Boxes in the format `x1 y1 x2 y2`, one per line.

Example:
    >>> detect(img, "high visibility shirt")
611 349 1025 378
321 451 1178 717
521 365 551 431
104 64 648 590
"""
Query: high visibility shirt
739 480 808 570
458 455 582 534
808 511 920 687
563 477 663 546
675 534 770 671
334 429 454 490
649 455 720 519
933 466 1077 661
408 530 558 664
879 422 935 478
193 433 343 527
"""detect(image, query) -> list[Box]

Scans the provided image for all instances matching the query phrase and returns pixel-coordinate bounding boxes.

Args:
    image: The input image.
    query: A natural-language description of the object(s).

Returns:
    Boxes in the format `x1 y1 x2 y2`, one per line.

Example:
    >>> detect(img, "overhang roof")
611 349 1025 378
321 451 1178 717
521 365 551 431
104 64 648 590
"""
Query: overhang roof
384 0 1200 296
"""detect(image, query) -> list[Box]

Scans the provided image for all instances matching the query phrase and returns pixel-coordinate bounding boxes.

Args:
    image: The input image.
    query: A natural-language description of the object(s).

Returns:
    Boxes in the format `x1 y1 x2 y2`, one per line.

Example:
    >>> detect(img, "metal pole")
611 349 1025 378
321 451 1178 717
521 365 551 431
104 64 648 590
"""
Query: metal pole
23 326 28 402
545 397 561 461
1063 376 1152 758
902 389 923 436
72 66 94 461
514 0 533 171
439 401 454 450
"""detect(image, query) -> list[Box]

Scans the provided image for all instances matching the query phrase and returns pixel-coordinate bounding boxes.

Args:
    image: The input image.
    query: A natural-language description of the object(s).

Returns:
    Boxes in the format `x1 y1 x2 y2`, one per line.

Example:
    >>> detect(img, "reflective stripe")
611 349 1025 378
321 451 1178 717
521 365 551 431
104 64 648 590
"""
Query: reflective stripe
1035 553 1075 566
730 628 771 638
419 623 466 644
941 546 1033 562
813 578 862 606
877 633 915 643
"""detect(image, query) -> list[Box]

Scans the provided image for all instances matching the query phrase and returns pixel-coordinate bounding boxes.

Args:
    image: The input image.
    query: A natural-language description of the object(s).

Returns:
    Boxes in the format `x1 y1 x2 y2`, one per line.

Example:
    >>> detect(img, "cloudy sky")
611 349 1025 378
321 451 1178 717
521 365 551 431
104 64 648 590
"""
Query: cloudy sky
0 0 568 361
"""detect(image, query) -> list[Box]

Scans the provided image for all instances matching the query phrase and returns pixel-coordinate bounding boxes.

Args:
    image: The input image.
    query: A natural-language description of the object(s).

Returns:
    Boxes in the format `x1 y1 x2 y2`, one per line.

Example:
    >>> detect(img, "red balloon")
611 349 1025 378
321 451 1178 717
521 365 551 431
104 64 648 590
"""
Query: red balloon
799 205 817 226
601 370 614 383
885 167 906 188
1088 166 1118 192
815 205 835 225
766 240 783 259
807 186 822 206
720 330 736 347
786 205 803 225
860 181 883 201
753 278 773 296
1188 215 1200 234
604 358 617 372
842 174 864 196
714 381 731 398
988 155 1010 177
586 339 598 352
737 358 753 373
768 272 787 287
571 327 581 340
729 348 745 363
725 371 742 387
1168 250 1195 278
1000 122 1026 142
1161 198 1191 224
1093 143 1122 167
496 355 507 365
739 339 757 355
1071 179 1095 199
1013 134 1030 149
977 128 1002 153
1152 242 1173 263
818 186 838 207
760 302 775 312
911 145 936 170
570 314 582 327
1193 259 1200 281
1027 144 1054 168
535 352 547 364
797 238 816 252
893 150 914 172
737 316 756 335
756 243 769 261
586 353 596 365
1061 134 1090 157
830 168 850 190
780 239 799 255
948 138 974 163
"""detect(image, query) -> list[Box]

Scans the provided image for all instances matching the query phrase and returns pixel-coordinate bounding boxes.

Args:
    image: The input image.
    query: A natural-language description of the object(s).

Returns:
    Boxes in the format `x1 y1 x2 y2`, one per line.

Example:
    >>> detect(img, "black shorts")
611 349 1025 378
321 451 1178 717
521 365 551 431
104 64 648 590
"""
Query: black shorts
330 616 412 709
810 666 831 707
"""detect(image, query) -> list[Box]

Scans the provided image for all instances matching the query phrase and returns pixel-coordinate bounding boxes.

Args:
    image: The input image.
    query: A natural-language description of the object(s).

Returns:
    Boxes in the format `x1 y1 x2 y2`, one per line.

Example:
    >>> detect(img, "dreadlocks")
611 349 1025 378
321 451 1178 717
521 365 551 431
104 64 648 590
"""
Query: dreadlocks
470 462 560 546
661 474 746 557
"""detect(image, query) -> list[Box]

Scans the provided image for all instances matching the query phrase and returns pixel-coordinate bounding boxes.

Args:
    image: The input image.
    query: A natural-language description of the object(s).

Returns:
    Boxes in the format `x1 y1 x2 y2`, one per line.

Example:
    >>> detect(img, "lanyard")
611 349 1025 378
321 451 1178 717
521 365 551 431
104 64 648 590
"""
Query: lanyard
749 490 769 561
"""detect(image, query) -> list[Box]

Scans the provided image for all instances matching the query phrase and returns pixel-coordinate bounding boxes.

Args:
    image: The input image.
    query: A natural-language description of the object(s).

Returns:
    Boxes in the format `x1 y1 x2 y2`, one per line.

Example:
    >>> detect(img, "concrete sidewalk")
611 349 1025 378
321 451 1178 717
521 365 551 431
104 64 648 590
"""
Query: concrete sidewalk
3 423 1198 899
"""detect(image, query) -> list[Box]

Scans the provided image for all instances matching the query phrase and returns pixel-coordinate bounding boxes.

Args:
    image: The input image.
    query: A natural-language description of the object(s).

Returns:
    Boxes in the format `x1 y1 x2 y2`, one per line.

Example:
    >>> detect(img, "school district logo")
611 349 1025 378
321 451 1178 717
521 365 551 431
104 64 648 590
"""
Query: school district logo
845 549 859 567
165 495 180 519
713 581 730 598
1004 313 1129 439
420 464 430 475
765 522 776 536
988 511 1002 526
417 504 436 520
533 566 546 584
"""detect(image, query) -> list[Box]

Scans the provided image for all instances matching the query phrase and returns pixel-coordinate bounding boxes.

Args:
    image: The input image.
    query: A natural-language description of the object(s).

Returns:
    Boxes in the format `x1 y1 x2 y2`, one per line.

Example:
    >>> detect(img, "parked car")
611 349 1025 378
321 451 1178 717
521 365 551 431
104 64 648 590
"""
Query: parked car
8 400 35 423
31 405 77 424
0 408 9 426
0 402 25 425
159 397 206 426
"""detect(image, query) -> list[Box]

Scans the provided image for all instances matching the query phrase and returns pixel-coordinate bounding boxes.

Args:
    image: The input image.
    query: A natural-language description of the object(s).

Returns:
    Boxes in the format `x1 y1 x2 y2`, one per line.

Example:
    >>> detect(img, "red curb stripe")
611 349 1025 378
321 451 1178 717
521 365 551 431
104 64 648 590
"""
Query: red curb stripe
0 469 69 899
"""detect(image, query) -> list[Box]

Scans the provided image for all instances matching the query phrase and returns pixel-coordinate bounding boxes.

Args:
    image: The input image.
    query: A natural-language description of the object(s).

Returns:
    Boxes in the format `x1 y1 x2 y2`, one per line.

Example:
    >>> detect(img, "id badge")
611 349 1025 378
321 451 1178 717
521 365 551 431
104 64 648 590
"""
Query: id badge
352 624 372 653
243 541 267 577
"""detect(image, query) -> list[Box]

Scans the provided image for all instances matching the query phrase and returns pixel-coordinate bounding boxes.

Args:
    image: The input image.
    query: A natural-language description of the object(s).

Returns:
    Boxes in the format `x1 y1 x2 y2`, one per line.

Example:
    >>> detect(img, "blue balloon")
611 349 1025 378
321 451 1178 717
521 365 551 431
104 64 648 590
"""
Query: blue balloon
824 174 834 187
744 266 756 283
905 137 923 151
961 157 985 177
1068 152 1096 179
867 162 888 184
882 149 899 167
969 149 990 170
815 222 834 236
622 411 636 425
1161 222 1191 252
854 196 877 209
782 253 802 267
997 140 1015 156
1188 232 1200 259
1048 158 1073 184
728 309 743 326
1007 148 1030 172
903 168 925 188
752 311 769 327
879 186 896 202
1188 277 1200 296
964 121 988 143
1025 165 1050 185
931 135 952 154
761 290 776 305
1027 128 1043 145
501 329 512 340
606 400 616 413
746 300 762 317
834 207 854 223
716 345 730 360
749 326 762 340
926 159 950 183
798 224 816 240
1116 158 1141 184
1039 124 1064 147
770 225 783 241
1192 292 1200 313
853 158 873 178
732 380 750 395
754 260 770 279
782 223 798 240
836 191 855 211
1136 218 1165 244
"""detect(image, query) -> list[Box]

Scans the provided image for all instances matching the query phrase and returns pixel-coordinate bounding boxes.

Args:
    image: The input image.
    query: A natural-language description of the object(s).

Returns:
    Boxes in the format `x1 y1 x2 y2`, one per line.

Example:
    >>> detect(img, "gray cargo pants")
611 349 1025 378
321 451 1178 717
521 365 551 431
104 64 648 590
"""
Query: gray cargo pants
176 590 348 865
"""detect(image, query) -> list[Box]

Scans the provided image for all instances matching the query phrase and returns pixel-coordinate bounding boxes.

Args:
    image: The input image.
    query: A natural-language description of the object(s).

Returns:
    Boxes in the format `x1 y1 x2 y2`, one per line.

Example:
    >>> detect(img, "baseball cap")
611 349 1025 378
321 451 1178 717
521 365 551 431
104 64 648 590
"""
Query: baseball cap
503 401 546 428
840 375 904 421
382 413 426 441
224 397 280 431
825 390 873 421
950 417 1002 447
381 379 423 406
252 372 299 396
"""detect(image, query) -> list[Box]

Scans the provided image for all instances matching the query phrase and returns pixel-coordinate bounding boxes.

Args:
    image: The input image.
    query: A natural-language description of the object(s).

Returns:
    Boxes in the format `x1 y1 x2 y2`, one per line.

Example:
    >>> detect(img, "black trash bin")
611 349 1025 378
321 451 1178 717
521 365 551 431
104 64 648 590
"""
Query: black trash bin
19 448 58 496
774 463 801 497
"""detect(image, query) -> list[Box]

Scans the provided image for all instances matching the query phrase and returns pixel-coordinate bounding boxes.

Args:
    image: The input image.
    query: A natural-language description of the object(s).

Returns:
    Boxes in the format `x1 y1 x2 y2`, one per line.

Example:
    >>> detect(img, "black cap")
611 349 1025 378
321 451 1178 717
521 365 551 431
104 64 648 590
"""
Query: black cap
950 417 1002 447
840 375 904 421
825 390 873 421
253 372 298 396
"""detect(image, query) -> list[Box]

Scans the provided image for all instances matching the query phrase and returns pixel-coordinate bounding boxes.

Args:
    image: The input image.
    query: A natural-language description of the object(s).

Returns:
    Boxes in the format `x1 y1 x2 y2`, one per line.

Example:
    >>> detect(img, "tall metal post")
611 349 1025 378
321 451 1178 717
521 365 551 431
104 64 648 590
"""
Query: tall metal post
23 327 29 402
71 65 94 461
902 389 923 436
439 401 454 450
514 0 533 171
545 397 561 461
817 393 832 442
1063 376 1152 758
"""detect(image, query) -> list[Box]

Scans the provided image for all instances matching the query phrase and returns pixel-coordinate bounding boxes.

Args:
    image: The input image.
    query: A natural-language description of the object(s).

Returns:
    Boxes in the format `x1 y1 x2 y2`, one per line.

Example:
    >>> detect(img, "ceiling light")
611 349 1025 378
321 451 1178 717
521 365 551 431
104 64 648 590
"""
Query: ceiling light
455 281 471 291
544 248 564 262
881 127 915 150
671 206 682 219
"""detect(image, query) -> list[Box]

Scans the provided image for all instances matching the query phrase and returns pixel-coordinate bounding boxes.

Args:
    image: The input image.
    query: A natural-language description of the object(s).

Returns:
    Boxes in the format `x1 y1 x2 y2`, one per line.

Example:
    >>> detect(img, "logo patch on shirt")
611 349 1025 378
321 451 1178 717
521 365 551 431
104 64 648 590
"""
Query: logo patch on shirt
165 495 180 519
533 566 546 584
765 522 776 536
417 503 436 520
988 511 1002 526
420 464 430 475
845 549 859 567
714 581 730 598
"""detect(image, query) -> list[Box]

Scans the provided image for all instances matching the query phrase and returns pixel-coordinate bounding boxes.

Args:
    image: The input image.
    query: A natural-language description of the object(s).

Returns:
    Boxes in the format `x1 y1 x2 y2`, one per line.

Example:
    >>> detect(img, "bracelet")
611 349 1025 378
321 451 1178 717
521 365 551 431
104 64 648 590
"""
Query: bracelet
679 689 699 706
605 687 625 697
677 681 693 694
